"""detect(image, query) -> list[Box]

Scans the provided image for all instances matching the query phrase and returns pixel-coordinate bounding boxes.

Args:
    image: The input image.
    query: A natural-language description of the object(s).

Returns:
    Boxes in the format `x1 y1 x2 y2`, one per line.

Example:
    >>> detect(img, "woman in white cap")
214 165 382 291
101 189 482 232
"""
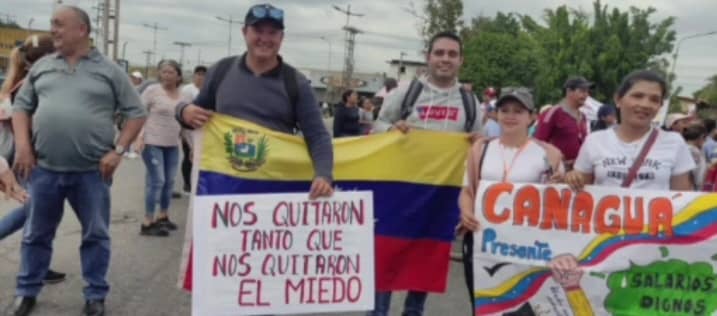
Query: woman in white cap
457 87 565 311
664 112 691 134
130 71 144 87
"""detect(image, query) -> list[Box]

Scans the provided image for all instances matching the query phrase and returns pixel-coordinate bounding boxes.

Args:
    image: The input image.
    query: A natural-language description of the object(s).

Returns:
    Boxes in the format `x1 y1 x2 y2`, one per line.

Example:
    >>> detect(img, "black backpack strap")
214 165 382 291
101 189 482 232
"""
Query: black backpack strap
206 55 237 111
280 63 300 132
400 79 424 120
459 87 477 132
281 64 299 107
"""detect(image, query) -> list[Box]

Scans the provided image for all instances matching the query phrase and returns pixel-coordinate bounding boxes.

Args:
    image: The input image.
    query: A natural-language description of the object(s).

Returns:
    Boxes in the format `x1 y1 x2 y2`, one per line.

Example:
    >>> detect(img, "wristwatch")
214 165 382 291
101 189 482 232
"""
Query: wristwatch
114 145 126 155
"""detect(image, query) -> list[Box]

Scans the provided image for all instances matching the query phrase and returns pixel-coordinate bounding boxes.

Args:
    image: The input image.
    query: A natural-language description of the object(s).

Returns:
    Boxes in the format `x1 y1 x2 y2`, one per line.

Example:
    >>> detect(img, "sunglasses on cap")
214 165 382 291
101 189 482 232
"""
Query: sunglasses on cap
250 4 284 21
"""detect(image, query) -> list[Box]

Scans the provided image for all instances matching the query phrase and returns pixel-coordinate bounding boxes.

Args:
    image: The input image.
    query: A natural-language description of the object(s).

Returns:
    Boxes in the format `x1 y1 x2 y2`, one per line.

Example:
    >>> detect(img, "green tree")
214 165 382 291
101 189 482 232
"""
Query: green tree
696 75 717 104
453 0 676 106
460 13 541 96
413 0 464 45
693 75 717 120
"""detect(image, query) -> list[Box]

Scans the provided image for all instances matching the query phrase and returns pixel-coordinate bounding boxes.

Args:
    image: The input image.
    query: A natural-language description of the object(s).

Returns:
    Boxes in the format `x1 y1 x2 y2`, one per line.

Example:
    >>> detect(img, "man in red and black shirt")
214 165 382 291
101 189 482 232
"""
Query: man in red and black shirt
535 77 592 170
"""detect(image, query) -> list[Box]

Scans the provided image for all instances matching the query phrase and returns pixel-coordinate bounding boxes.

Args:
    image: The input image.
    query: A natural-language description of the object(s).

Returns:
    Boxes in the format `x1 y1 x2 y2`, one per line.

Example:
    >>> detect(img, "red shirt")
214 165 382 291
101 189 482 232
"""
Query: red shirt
534 105 587 161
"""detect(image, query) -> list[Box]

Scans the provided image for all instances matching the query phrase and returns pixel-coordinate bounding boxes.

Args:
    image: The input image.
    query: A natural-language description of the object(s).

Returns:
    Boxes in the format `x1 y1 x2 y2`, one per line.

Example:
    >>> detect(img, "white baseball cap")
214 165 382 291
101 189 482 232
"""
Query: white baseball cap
131 71 143 79
665 113 690 128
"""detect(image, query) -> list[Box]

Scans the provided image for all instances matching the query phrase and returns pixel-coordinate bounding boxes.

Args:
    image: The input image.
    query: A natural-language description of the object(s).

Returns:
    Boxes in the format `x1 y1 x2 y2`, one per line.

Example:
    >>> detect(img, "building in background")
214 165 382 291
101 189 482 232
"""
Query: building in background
298 68 384 104
0 26 51 72
387 59 426 83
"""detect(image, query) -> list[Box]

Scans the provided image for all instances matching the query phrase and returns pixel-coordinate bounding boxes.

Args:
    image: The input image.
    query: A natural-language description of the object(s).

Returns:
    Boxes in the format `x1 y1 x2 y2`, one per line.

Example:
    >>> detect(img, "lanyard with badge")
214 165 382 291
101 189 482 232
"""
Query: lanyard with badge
499 140 532 182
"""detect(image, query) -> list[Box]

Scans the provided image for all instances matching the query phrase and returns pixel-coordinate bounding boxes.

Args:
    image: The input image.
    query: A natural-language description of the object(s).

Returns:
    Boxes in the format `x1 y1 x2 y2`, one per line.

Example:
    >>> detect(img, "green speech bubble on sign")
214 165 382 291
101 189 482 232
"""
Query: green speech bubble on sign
604 259 717 316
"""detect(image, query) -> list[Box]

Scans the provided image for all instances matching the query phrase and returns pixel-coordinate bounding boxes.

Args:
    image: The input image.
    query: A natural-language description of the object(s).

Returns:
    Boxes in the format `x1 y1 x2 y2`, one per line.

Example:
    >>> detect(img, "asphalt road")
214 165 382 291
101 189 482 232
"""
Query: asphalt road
0 157 471 316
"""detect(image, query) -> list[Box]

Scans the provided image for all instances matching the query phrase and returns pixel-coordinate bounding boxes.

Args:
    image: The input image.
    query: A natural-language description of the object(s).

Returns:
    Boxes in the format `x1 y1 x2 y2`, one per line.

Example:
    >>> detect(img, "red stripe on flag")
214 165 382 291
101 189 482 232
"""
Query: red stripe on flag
374 236 452 293
183 245 193 291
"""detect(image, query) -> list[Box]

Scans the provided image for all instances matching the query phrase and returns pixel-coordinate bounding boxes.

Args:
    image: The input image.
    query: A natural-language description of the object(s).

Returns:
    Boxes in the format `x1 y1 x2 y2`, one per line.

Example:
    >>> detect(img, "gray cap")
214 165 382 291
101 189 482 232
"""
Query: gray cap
496 87 535 112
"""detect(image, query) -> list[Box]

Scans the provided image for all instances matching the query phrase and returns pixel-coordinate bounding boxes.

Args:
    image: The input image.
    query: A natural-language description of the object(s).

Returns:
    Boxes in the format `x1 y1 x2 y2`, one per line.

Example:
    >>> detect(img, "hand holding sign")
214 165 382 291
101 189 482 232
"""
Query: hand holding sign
549 254 583 289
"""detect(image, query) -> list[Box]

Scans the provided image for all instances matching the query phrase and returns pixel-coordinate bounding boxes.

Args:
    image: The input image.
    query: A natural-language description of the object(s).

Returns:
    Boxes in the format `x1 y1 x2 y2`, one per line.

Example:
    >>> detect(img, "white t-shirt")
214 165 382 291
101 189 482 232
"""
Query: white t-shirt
463 139 562 185
181 84 200 101
688 144 707 190
574 128 696 190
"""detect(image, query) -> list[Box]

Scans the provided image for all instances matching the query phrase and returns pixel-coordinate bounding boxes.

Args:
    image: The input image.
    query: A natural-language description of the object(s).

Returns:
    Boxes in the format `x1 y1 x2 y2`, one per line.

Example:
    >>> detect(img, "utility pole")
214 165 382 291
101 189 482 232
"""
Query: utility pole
397 51 407 81
92 2 102 46
173 41 192 68
142 50 154 77
122 41 128 60
216 15 243 55
142 22 167 64
88 0 120 60
102 0 120 60
332 4 364 90
111 0 120 60
320 36 334 104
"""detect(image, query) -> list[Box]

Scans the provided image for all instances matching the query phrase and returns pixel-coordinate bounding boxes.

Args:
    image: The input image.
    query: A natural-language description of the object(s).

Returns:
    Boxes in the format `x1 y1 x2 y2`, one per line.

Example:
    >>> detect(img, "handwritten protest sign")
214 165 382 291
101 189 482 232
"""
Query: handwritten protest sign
192 192 374 315
473 181 717 316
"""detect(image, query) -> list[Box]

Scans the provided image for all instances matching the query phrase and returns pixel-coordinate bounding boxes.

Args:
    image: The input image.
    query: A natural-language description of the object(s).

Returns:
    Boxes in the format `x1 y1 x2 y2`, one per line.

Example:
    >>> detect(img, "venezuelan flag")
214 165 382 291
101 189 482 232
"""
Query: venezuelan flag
181 114 469 293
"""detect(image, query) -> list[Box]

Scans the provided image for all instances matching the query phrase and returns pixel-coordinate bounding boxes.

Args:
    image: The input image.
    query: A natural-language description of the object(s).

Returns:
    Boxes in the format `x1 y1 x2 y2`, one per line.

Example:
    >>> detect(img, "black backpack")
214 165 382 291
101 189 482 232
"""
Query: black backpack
399 79 477 132
205 55 299 113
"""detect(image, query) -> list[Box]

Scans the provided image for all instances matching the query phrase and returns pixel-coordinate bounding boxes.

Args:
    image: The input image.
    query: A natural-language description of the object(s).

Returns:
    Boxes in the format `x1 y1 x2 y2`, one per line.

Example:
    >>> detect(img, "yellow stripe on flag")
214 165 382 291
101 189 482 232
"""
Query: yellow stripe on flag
200 114 469 187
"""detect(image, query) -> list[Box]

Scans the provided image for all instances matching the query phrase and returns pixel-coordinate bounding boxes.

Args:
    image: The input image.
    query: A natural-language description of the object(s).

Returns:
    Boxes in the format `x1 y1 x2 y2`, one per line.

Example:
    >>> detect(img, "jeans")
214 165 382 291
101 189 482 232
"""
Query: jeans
0 181 29 240
0 207 26 240
142 145 179 218
17 167 111 300
367 291 428 316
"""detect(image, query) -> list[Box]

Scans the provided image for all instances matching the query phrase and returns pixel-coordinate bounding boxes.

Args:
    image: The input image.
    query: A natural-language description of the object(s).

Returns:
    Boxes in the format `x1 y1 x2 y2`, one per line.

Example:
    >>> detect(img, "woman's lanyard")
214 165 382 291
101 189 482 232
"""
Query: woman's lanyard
499 140 531 182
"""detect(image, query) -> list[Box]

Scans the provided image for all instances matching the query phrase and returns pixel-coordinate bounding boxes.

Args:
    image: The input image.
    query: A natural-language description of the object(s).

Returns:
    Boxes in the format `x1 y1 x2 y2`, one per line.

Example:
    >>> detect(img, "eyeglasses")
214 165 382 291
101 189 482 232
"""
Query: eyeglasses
250 5 284 21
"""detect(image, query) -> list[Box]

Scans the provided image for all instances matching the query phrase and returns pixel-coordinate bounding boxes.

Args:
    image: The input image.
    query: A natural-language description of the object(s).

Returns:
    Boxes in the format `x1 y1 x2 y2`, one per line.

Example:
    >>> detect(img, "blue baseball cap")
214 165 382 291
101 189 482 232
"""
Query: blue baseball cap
597 104 617 118
245 3 285 29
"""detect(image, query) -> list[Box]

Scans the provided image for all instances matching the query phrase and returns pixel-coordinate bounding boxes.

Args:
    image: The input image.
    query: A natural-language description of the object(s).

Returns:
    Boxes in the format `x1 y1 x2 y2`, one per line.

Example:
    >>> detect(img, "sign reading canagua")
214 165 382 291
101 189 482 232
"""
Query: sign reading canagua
473 181 717 316
192 192 375 316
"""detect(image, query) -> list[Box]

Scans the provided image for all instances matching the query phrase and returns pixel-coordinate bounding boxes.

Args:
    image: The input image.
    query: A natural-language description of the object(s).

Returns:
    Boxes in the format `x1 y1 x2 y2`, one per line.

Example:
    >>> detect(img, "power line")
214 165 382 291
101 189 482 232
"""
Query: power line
142 22 168 64
173 41 192 67
333 4 364 90
142 50 154 77
216 15 243 55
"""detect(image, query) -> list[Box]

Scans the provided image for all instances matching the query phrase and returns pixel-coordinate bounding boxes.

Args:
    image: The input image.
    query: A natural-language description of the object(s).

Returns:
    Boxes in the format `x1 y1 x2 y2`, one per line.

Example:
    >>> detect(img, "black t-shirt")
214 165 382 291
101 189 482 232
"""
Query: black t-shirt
333 103 361 137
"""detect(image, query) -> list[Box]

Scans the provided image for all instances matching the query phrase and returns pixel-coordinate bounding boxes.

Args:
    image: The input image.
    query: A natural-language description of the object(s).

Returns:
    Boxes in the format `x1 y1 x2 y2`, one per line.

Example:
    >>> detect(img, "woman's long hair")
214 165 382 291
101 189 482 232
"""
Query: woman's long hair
0 34 54 97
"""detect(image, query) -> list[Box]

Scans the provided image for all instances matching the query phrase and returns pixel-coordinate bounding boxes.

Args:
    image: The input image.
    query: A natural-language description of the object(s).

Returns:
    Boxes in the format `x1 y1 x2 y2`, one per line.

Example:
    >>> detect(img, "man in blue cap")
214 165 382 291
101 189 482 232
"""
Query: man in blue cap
176 3 333 198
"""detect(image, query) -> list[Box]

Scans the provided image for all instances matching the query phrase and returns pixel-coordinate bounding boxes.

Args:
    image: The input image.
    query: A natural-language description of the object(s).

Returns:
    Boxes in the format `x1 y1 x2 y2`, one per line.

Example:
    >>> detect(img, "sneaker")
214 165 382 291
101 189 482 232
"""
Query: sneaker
126 152 138 159
156 217 178 231
6 296 35 316
83 299 105 316
140 223 169 237
43 269 66 284
171 191 182 199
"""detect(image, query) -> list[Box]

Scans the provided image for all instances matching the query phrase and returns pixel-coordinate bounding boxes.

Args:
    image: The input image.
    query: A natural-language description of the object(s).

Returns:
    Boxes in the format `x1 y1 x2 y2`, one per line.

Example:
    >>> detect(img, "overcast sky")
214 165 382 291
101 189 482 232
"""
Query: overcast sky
4 0 717 95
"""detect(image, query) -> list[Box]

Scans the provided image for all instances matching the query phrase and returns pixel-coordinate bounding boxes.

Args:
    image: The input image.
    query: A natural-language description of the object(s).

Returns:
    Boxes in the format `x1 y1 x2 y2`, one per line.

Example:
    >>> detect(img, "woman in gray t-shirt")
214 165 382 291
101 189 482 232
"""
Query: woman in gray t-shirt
135 60 191 237
359 97 375 134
